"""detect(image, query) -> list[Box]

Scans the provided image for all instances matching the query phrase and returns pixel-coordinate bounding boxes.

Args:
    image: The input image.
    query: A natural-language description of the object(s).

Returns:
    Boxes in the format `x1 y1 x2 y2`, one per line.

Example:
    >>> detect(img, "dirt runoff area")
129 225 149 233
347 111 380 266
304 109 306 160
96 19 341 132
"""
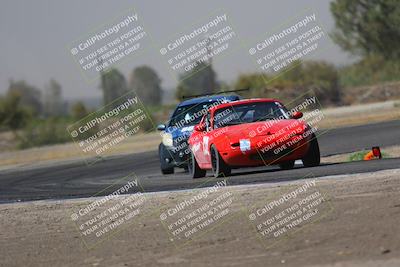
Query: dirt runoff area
1 169 400 267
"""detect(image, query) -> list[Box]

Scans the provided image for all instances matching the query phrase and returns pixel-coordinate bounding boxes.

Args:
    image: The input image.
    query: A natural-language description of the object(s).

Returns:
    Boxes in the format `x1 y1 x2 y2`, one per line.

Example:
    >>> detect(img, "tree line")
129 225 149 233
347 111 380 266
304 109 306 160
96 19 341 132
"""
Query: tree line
0 65 164 148
1 0 399 149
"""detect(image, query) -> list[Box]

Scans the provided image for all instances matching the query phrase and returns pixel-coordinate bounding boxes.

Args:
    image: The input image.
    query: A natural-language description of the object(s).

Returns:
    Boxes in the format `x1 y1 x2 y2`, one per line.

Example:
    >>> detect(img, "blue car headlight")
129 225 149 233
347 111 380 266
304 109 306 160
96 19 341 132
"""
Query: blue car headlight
162 132 173 147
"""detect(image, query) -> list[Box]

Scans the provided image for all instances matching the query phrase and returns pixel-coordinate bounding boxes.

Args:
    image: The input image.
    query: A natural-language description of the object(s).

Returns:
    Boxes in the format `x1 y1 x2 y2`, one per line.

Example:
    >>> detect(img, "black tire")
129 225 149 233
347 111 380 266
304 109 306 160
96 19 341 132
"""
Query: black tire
302 134 321 167
211 145 231 178
188 150 206 178
279 160 295 170
159 144 174 175
183 165 189 173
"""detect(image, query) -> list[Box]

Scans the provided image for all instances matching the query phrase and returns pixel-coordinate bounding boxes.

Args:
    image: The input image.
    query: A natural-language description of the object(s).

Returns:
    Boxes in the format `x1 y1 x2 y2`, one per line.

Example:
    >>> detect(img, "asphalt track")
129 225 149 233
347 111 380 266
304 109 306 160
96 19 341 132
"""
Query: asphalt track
0 120 399 203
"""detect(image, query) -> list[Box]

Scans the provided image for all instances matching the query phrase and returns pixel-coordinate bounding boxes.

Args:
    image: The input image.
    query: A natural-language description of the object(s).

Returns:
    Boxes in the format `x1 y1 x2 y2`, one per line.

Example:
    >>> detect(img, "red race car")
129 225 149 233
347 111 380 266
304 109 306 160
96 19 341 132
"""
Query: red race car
187 98 320 178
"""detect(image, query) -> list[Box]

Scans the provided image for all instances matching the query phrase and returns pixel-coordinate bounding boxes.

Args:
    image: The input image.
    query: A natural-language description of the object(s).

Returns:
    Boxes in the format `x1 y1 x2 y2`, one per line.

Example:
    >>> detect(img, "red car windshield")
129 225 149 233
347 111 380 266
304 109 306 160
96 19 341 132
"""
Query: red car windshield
213 102 290 128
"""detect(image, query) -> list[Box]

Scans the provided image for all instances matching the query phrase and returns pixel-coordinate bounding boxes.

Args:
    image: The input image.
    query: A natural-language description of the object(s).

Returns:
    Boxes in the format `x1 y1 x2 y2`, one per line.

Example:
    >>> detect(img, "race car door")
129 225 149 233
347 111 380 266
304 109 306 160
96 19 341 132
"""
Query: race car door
194 113 212 167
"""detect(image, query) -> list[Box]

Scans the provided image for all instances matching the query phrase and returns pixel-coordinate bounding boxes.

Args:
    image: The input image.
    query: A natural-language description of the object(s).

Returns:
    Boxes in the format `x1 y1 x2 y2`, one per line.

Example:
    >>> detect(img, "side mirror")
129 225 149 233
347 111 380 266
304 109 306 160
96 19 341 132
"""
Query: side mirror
292 111 303 119
194 124 205 132
157 124 166 131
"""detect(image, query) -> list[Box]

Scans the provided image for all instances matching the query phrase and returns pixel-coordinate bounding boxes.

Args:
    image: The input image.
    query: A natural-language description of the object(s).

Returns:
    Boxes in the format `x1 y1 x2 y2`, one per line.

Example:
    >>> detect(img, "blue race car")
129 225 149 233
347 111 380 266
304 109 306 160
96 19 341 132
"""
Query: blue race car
157 94 241 174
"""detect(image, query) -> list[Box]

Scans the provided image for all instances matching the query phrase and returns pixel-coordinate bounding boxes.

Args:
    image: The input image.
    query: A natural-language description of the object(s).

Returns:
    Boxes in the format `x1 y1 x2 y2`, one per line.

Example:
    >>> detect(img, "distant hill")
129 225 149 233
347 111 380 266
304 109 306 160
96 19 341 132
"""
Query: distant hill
65 96 102 111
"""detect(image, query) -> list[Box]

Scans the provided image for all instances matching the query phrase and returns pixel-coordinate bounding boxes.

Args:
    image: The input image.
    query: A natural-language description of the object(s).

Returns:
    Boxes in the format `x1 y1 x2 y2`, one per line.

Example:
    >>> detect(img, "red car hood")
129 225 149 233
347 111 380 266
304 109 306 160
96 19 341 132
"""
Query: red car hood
220 119 307 141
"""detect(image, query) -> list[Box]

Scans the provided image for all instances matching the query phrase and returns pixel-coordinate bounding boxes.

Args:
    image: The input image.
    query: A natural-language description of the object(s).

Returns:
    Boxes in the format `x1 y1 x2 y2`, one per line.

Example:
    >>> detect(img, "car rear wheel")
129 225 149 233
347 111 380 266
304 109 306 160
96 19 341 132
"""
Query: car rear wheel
279 160 295 170
302 134 320 167
188 150 206 179
159 144 174 175
211 145 231 178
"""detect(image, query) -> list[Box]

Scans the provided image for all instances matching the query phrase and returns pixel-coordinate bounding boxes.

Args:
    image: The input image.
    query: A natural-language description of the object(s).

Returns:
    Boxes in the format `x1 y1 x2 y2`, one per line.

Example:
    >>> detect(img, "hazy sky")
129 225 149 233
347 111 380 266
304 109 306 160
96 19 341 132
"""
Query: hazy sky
0 0 353 100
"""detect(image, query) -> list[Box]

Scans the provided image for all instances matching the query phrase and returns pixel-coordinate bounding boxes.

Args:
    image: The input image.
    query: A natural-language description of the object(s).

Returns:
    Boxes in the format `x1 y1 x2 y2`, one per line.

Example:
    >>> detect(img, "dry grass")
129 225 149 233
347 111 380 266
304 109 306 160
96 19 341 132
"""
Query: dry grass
0 132 162 169
318 100 400 129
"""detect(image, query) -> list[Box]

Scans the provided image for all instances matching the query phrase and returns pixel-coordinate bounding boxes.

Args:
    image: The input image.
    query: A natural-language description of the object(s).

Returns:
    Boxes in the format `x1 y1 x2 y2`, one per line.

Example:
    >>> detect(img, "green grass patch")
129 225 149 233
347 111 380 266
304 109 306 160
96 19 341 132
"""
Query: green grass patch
347 150 389 162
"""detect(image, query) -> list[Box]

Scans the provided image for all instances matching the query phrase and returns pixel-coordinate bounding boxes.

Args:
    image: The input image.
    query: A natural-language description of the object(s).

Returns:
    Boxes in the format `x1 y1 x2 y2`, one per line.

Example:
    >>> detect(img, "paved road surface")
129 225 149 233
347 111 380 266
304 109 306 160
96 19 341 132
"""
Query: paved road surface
0 120 399 202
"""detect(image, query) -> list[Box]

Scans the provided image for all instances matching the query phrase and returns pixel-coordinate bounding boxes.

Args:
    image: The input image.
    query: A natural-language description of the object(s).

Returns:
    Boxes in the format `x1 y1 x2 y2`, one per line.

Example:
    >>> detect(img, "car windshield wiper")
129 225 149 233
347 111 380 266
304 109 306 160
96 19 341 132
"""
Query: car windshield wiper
219 121 242 126
252 117 276 122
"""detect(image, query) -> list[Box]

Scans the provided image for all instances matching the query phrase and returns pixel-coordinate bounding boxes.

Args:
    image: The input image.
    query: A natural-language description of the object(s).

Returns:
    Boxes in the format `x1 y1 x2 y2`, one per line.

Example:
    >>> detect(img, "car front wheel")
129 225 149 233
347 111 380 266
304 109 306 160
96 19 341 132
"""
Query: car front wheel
188 150 206 179
302 134 321 167
211 145 231 178
159 143 174 175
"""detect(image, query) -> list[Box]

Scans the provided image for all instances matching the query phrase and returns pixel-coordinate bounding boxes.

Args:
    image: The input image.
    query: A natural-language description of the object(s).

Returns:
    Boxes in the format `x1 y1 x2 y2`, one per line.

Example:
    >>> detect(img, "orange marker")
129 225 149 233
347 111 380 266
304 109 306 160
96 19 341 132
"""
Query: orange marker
363 146 382 160
363 151 374 161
